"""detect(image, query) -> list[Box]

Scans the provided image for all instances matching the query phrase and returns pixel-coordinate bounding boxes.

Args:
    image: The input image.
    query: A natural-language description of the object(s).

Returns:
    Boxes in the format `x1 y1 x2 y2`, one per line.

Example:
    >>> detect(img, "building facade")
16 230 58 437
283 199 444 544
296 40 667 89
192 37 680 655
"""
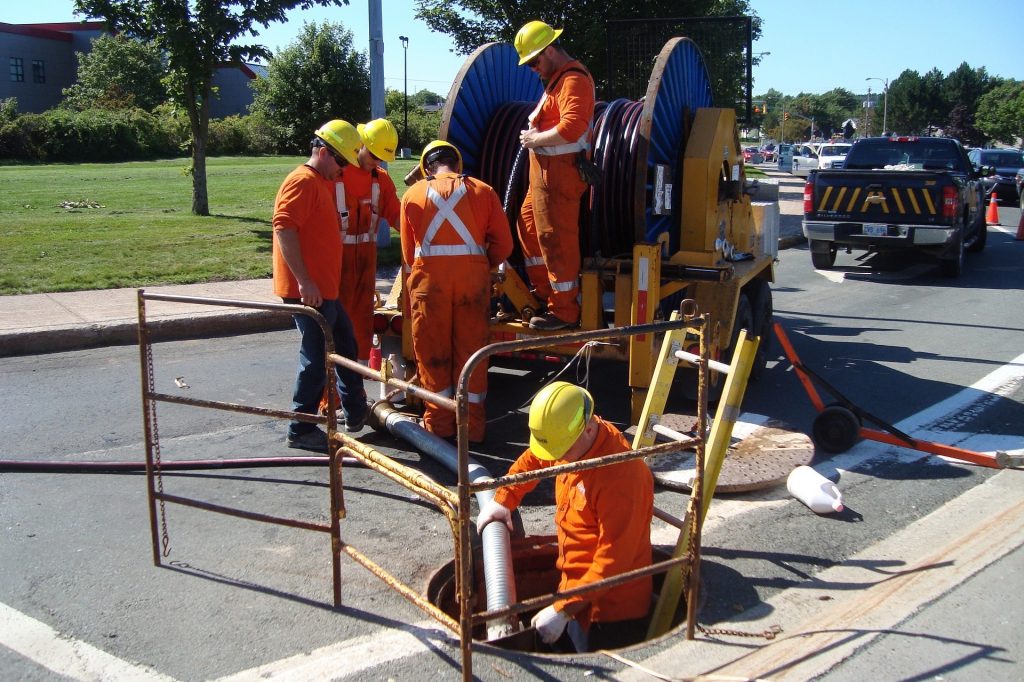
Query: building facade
1 22 106 112
1 21 261 116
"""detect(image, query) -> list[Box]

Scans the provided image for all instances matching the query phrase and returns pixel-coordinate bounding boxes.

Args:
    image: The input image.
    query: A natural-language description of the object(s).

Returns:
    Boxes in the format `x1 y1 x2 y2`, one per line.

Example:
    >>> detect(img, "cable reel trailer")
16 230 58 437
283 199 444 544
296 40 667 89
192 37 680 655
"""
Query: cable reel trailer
379 38 776 420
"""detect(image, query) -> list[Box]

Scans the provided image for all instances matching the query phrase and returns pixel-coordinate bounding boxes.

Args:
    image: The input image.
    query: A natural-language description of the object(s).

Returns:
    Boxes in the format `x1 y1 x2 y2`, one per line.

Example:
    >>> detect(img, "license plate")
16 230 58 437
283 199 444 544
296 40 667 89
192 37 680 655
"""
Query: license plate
863 223 888 237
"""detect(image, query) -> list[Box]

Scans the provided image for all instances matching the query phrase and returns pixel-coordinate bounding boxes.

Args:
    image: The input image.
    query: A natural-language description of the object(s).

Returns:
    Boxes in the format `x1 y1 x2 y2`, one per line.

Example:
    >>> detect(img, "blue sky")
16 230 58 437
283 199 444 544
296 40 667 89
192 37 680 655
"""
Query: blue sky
8 0 1023 99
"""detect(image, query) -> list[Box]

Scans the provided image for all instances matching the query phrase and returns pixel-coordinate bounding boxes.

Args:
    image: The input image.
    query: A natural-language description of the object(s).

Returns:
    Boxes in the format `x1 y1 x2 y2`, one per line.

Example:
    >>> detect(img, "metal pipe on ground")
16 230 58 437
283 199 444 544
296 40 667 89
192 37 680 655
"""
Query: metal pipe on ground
0 455 364 474
374 401 521 639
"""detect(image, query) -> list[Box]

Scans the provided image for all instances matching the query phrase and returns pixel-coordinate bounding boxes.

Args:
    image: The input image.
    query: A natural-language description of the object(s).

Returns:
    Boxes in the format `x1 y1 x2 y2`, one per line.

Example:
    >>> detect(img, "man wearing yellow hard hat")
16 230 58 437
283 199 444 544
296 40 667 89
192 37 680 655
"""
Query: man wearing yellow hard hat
399 140 514 442
513 20 596 331
272 120 369 451
476 381 654 651
335 118 402 365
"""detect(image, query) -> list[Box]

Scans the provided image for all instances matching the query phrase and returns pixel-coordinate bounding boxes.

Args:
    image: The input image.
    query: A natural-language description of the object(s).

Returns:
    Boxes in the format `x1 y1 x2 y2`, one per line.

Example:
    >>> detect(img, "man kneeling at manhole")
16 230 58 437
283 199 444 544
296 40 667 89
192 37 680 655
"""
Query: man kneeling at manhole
477 382 654 652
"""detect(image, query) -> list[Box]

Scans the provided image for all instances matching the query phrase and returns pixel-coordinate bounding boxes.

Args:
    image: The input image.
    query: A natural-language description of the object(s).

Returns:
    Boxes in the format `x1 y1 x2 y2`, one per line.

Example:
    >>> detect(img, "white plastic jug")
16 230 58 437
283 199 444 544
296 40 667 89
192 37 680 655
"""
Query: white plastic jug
787 465 844 514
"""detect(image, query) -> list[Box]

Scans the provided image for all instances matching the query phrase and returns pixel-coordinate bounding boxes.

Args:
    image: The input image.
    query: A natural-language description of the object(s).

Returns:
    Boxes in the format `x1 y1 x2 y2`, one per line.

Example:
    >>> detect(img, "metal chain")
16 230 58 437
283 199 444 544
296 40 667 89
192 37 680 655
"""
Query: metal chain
696 623 783 640
145 343 171 557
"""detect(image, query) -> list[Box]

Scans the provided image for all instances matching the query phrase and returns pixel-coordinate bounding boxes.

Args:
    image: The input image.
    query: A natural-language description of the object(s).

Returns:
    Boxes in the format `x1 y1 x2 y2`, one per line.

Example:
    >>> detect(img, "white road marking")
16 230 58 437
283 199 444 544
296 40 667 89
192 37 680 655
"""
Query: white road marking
0 602 173 681
212 620 449 681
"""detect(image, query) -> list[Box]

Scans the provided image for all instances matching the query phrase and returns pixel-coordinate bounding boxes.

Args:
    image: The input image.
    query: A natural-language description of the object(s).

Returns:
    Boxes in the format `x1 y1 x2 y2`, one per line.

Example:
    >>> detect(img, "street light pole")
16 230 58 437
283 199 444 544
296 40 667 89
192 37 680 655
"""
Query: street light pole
399 35 409 150
866 77 888 135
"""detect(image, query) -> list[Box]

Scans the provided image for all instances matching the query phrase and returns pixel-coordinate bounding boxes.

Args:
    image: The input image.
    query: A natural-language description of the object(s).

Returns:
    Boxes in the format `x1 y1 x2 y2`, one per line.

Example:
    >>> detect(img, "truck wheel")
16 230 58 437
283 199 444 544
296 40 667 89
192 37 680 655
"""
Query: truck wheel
966 209 987 253
809 240 837 269
939 233 964 278
748 280 773 381
812 404 861 454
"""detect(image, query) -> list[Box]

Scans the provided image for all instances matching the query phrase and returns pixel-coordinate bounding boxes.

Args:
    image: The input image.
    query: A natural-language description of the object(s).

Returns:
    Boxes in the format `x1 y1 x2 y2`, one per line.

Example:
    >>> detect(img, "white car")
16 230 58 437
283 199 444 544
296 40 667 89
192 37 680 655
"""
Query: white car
816 143 852 170
792 143 851 176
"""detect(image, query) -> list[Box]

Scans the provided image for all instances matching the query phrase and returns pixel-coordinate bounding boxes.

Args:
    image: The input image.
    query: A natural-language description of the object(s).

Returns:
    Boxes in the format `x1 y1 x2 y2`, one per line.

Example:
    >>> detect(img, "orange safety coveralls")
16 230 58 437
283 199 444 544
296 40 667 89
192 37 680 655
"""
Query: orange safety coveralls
493 417 653 627
518 60 595 325
400 172 513 442
335 165 400 361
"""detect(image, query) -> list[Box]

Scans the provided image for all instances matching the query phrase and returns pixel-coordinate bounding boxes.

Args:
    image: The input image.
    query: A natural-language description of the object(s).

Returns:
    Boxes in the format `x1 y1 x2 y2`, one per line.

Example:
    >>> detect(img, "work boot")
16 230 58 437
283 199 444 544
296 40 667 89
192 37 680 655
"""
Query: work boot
345 406 370 434
287 428 329 453
529 312 573 331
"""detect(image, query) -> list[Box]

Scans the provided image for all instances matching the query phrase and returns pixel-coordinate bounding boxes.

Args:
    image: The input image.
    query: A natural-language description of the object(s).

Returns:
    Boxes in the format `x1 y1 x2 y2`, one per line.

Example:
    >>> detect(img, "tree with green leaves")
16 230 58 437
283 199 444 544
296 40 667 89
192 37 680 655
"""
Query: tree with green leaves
413 0 760 99
62 34 167 112
975 80 1024 148
74 0 349 216
384 88 441 152
249 21 369 153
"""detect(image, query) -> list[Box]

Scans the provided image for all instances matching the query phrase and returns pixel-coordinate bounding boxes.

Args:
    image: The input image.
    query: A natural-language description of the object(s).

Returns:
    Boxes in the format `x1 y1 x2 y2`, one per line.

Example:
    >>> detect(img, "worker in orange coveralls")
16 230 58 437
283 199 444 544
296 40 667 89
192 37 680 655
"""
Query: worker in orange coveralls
476 381 653 652
336 118 401 363
399 140 513 442
513 20 596 331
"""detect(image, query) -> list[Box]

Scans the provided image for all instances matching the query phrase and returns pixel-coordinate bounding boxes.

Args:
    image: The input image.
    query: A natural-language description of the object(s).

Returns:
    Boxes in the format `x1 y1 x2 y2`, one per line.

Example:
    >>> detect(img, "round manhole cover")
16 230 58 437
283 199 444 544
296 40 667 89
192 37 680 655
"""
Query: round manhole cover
644 413 814 492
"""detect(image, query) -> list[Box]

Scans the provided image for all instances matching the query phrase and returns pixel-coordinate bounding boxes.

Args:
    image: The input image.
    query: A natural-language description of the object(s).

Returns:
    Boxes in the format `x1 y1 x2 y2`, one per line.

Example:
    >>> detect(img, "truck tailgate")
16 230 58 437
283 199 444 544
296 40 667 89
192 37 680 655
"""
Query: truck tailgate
809 170 949 226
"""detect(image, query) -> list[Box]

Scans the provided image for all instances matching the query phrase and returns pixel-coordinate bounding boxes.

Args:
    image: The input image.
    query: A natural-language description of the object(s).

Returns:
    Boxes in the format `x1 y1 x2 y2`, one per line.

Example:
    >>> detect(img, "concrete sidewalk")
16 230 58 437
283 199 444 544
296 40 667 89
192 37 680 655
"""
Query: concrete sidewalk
0 168 805 358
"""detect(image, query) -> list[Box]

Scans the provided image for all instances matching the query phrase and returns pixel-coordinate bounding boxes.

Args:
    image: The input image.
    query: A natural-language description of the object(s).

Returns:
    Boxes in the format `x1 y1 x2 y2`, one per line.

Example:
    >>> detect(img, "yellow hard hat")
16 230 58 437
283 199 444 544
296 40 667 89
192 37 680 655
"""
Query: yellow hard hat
514 20 563 66
357 118 398 162
314 119 361 166
419 139 463 176
528 381 593 461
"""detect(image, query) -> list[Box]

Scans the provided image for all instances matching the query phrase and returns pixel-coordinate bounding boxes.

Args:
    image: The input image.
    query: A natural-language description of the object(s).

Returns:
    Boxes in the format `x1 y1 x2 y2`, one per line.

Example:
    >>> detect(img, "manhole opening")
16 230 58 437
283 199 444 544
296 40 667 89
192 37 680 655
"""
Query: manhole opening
425 536 687 654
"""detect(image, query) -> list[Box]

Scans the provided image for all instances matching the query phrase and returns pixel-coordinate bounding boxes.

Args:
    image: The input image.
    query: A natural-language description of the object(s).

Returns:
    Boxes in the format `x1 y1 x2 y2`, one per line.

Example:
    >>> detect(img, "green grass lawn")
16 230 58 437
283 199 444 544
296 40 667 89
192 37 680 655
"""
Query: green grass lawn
0 156 419 295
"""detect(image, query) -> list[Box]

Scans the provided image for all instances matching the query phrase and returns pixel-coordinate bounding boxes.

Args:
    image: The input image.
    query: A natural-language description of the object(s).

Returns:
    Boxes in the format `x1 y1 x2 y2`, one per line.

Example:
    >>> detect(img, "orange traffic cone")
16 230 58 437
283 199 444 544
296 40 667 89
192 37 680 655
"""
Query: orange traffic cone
1016 208 1024 241
985 193 1000 226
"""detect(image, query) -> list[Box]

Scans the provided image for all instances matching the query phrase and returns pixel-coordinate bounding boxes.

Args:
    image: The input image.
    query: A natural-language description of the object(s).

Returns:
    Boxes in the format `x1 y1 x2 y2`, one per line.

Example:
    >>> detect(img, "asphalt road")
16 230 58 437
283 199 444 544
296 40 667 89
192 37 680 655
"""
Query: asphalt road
1 217 1022 680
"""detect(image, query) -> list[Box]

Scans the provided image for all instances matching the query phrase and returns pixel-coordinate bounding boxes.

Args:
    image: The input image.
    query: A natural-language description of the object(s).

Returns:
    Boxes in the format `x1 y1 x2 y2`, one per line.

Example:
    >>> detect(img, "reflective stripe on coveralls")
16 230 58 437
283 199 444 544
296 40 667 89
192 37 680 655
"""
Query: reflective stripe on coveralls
403 174 503 442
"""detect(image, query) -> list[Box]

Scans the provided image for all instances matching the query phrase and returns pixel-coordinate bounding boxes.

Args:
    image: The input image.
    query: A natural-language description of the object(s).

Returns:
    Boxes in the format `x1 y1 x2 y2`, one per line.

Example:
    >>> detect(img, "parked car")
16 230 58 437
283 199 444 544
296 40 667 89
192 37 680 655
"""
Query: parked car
777 143 794 171
967 147 1024 205
760 143 777 162
790 143 821 177
793 143 851 177
742 146 764 164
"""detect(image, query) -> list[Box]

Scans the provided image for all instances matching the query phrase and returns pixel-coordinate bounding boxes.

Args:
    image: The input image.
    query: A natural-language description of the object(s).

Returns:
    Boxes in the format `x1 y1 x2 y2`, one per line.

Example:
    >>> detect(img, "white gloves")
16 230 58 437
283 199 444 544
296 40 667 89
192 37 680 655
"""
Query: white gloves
476 499 513 533
531 604 570 643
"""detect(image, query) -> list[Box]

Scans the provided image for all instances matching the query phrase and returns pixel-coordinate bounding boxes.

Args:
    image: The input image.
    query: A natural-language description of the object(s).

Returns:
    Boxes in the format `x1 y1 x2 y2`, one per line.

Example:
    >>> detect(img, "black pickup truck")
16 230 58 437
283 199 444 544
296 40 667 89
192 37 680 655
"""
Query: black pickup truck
802 136 987 277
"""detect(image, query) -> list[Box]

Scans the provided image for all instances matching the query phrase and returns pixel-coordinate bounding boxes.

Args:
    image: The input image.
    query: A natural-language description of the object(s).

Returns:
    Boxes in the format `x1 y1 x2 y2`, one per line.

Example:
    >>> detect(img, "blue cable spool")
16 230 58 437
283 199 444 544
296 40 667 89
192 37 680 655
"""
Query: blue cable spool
439 42 543 179
439 37 713 258
634 37 714 253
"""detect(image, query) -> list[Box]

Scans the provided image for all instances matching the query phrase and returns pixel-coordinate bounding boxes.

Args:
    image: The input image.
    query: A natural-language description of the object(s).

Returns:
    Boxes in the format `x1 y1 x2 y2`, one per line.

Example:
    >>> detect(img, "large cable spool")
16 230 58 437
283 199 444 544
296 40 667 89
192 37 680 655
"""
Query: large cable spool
439 37 713 260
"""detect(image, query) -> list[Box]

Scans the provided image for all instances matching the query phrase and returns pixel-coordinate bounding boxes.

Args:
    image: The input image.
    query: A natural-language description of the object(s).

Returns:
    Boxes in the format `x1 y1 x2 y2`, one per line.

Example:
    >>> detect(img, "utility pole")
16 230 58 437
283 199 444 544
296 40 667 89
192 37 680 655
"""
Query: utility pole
368 0 384 119
399 35 409 151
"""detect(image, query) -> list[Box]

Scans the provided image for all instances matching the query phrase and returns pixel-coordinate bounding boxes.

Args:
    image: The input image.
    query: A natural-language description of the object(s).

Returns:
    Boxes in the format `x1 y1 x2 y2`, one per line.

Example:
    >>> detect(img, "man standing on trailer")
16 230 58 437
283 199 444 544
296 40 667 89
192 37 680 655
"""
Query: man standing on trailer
477 381 654 651
272 120 369 452
399 140 513 442
336 118 402 364
514 20 595 331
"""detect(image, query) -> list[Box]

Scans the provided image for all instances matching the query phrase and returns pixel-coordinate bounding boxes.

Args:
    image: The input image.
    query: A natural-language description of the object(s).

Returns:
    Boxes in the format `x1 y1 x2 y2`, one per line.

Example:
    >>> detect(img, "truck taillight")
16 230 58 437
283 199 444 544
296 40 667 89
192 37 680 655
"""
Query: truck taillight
803 180 814 213
942 186 957 218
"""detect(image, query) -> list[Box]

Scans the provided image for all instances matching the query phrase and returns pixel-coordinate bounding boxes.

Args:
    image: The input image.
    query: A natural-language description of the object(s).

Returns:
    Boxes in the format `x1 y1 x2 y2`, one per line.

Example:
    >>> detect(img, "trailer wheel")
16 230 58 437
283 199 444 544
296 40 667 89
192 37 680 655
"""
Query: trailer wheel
812 404 861 454
748 280 773 381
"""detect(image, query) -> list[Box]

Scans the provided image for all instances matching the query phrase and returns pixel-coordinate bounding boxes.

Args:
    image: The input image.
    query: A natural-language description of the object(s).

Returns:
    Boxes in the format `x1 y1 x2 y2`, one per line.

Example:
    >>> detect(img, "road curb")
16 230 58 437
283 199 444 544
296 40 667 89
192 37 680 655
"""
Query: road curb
0 310 293 358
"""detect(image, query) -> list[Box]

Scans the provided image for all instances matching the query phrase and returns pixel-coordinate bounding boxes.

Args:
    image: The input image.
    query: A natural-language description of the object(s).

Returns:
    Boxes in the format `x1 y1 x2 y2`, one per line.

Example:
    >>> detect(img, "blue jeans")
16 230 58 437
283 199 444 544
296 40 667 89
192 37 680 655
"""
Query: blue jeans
284 298 367 436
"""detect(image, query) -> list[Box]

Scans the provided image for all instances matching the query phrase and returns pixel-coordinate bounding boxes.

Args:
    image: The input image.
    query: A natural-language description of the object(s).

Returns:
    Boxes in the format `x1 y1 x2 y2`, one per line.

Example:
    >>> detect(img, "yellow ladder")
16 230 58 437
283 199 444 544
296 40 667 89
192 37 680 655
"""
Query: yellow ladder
632 311 760 639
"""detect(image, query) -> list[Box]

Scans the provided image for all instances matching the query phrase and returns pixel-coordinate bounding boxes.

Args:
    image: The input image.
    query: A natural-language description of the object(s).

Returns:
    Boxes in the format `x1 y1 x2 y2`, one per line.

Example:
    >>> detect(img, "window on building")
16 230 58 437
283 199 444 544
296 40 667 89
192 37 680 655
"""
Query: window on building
32 60 45 84
10 57 24 82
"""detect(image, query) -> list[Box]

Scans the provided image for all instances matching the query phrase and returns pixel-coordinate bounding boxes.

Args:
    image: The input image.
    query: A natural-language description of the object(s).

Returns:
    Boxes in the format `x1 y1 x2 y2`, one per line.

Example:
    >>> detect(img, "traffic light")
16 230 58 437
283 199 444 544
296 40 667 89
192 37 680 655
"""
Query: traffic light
754 105 761 114
784 112 790 121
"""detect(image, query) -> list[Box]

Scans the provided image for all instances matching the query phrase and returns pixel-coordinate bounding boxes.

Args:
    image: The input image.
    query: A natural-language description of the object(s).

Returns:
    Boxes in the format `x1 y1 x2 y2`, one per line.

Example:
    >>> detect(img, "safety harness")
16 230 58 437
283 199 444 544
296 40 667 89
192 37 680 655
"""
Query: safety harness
335 168 381 245
528 65 595 157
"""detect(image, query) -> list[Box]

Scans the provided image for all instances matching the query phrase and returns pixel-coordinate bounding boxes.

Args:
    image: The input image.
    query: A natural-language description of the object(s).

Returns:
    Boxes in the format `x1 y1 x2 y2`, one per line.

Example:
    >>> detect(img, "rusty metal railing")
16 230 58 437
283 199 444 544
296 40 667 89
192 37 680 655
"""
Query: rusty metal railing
137 291 710 680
